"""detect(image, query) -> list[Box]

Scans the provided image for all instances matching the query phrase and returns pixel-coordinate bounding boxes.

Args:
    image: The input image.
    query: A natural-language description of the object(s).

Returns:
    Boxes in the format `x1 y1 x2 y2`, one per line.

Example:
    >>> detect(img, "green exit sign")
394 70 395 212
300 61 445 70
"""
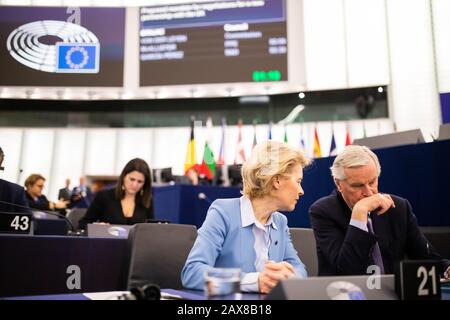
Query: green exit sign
252 70 281 82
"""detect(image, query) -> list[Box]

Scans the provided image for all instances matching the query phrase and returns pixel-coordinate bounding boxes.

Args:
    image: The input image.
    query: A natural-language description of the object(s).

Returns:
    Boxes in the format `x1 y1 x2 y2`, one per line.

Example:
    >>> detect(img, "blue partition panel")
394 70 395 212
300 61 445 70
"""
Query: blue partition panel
153 140 450 228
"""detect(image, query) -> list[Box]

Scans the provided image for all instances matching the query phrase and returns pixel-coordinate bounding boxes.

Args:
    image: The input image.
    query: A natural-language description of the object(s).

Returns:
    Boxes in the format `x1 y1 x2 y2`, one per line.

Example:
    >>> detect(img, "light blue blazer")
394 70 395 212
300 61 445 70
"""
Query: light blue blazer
181 198 307 290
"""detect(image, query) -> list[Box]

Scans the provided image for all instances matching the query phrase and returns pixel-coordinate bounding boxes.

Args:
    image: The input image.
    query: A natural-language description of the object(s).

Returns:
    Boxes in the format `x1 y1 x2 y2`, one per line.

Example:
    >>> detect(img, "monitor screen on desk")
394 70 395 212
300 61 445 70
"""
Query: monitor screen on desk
32 210 71 235
87 223 132 238
266 275 397 300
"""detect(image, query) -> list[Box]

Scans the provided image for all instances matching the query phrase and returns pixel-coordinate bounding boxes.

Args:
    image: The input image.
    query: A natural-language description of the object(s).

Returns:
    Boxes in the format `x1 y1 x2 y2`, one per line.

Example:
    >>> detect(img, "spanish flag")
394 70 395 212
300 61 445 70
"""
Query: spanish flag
313 127 322 158
184 118 198 174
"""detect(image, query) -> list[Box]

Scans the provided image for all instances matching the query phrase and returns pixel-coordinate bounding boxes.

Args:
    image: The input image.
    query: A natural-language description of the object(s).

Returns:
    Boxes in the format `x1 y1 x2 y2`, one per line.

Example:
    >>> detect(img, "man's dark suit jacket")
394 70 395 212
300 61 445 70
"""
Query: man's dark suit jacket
0 178 30 213
58 187 72 201
309 190 450 276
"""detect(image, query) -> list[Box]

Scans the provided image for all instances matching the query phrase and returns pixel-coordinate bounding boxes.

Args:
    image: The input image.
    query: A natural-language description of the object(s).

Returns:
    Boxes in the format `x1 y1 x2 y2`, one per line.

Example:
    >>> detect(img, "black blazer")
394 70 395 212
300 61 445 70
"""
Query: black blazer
79 188 154 230
309 190 450 276
0 179 30 213
58 187 72 201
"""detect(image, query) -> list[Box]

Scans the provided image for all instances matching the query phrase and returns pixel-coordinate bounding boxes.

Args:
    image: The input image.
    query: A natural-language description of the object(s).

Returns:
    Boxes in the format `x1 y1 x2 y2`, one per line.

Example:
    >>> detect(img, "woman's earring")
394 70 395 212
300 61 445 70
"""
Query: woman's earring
122 185 125 191
140 189 144 196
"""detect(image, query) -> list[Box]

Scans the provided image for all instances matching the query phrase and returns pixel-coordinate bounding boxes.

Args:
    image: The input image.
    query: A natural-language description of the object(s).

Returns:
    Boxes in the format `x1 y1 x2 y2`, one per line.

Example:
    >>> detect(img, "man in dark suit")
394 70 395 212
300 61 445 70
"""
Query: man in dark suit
58 178 72 202
0 146 30 213
309 145 450 278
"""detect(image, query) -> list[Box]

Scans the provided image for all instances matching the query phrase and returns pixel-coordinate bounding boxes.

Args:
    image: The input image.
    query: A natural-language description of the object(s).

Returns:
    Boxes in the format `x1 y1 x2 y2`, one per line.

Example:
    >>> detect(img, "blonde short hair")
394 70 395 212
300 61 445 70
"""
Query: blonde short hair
242 140 310 199
331 145 381 180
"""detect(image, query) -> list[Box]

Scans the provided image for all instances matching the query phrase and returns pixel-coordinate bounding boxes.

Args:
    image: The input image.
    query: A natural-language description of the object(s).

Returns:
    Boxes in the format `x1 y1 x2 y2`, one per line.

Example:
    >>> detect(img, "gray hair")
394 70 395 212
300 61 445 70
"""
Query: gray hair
331 145 381 180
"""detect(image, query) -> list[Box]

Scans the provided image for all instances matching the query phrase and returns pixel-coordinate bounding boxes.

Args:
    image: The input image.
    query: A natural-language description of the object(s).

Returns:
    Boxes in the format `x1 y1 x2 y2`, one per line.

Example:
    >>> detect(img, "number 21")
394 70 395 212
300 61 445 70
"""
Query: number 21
417 266 437 296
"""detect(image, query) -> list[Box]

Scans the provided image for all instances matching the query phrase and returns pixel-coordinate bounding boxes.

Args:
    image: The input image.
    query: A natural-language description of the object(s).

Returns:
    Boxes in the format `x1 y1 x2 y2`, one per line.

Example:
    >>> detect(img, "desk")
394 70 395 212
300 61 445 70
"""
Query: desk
0 234 127 297
3 288 449 300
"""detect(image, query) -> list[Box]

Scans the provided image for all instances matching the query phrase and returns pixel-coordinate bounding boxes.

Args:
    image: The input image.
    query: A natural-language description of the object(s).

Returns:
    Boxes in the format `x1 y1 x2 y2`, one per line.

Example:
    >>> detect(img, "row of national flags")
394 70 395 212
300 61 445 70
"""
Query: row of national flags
184 118 355 179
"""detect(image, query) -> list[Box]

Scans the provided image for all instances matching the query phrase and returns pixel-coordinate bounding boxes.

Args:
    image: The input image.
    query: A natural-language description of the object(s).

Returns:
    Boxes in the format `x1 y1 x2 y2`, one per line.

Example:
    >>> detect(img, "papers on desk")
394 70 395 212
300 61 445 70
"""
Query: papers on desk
83 291 129 300
82 291 184 300
161 292 184 300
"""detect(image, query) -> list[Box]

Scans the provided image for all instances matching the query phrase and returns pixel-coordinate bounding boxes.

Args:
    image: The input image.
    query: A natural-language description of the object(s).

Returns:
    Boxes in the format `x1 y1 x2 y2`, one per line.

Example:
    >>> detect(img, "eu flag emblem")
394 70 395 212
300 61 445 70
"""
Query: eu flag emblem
56 43 100 73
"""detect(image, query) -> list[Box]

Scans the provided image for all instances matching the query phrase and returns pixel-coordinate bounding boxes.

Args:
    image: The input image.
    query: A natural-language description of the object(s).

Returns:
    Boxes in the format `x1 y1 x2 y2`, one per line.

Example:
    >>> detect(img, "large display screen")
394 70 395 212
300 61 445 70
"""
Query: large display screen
139 0 287 86
0 7 125 87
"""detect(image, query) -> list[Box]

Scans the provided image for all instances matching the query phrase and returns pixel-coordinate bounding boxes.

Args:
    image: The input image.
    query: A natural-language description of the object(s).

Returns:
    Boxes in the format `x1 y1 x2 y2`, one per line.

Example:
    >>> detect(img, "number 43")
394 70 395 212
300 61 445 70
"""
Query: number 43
10 215 30 231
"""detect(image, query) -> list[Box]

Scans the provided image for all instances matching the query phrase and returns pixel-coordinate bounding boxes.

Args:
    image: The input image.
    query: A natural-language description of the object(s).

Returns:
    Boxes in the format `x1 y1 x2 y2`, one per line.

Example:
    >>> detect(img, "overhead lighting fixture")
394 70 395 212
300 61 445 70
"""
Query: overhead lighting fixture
239 95 270 104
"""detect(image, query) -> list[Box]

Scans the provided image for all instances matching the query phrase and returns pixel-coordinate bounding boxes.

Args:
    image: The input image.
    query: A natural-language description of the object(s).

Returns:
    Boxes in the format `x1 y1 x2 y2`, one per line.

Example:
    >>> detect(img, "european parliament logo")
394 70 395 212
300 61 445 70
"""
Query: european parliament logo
56 43 100 73
7 20 100 73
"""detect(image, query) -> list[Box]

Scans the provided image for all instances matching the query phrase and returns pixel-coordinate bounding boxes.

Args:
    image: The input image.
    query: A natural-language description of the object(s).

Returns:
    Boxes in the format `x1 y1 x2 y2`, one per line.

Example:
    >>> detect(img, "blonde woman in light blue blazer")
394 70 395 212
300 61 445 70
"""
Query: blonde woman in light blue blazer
182 140 310 293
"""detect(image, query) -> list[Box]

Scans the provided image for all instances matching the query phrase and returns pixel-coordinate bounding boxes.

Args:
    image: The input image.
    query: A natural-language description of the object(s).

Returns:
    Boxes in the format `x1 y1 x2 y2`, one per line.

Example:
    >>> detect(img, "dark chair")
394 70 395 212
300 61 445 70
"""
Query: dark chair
420 226 450 259
66 208 87 232
152 167 173 184
289 227 318 276
126 223 197 290
227 164 243 187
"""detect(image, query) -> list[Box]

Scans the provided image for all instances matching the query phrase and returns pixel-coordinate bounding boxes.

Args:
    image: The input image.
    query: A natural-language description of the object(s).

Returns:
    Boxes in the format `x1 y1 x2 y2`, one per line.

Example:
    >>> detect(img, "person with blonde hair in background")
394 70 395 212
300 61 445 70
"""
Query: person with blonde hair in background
182 140 310 293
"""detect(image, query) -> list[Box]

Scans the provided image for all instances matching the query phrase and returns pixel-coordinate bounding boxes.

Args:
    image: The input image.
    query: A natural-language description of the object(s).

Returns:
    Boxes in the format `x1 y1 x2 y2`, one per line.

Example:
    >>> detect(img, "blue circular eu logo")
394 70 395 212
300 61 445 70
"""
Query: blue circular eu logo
65 46 89 69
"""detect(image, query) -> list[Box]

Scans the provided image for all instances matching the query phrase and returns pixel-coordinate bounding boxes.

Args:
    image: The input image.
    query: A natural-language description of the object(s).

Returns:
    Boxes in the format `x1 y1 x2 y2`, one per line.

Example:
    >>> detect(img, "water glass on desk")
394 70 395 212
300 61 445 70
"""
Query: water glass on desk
204 268 241 298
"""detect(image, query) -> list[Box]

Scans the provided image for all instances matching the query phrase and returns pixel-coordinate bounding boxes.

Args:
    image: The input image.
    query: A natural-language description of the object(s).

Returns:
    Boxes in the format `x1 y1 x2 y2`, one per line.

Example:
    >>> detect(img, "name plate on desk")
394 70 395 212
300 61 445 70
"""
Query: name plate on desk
0 212 32 234
396 260 441 300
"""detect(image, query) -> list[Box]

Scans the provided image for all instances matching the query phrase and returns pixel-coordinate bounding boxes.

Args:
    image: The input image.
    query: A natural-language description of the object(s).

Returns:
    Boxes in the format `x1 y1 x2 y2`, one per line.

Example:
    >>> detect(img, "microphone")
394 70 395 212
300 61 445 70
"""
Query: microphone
0 199 75 234
198 192 213 205
118 283 161 300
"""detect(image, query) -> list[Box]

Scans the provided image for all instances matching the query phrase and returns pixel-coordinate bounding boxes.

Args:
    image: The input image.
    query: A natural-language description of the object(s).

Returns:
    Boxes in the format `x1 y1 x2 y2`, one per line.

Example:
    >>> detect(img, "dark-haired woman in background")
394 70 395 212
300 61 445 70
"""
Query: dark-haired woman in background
79 158 154 230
